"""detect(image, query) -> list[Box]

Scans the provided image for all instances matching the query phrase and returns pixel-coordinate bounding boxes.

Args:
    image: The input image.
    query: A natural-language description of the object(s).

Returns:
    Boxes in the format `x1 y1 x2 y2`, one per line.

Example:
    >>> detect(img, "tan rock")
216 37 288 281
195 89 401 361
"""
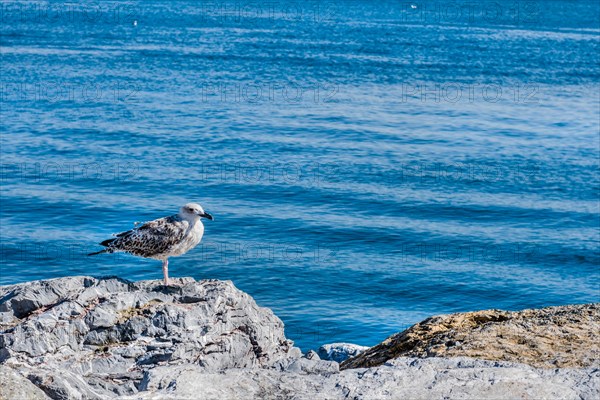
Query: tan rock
341 303 600 370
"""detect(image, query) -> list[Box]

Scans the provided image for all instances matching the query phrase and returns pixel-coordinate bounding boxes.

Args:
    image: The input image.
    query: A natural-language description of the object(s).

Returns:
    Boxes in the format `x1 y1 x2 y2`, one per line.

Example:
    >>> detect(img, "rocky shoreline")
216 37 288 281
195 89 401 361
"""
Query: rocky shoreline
341 303 600 370
0 276 598 399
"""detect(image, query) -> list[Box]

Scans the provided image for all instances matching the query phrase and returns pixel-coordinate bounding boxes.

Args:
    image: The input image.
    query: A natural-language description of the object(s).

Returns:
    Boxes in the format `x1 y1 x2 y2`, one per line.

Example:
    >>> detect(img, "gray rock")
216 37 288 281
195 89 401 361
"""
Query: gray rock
0 276 299 399
285 358 339 375
124 357 599 400
0 365 50 400
317 342 369 363
303 350 320 360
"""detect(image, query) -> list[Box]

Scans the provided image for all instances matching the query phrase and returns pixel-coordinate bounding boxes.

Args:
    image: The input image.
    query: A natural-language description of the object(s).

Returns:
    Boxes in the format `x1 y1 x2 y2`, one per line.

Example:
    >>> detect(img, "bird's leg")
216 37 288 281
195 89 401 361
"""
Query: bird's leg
162 259 169 286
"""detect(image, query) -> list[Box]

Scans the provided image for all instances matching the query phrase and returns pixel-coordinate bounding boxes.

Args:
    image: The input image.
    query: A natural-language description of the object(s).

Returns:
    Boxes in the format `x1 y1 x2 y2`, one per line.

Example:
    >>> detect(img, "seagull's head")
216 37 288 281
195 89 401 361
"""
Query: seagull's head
180 203 214 221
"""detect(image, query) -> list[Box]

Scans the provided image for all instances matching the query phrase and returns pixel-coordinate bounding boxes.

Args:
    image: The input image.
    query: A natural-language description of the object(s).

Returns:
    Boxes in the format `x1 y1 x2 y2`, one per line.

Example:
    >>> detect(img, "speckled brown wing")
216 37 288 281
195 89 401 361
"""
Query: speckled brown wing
101 215 187 258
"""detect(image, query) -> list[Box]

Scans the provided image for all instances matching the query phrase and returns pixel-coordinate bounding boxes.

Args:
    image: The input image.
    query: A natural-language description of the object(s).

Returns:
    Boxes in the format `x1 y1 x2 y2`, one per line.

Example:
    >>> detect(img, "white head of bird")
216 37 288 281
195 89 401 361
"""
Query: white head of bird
179 203 214 223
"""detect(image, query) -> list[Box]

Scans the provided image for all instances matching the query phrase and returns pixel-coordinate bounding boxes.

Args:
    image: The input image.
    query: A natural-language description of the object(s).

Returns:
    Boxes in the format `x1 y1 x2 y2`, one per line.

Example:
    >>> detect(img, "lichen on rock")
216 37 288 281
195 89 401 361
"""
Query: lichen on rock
340 304 600 370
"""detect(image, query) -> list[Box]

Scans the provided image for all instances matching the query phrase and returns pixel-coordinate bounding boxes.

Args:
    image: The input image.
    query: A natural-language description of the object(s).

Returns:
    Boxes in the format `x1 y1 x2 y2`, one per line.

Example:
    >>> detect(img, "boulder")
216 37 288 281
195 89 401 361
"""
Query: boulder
124 357 598 400
316 342 369 363
0 276 299 399
341 304 600 370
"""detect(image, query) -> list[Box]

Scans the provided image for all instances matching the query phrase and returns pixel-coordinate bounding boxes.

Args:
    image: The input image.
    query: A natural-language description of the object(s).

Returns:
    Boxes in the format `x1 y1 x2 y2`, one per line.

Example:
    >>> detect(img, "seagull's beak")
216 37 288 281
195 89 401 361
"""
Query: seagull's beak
199 212 214 221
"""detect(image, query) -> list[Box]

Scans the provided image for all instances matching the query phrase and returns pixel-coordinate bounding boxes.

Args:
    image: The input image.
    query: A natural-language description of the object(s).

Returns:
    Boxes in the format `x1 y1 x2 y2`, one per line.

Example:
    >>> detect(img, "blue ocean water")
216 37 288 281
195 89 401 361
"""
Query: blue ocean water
0 0 599 351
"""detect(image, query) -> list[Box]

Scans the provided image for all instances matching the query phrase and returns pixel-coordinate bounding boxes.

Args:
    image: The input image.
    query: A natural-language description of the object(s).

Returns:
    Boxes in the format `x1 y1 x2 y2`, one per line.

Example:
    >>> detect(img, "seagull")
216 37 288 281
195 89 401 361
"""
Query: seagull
89 203 213 285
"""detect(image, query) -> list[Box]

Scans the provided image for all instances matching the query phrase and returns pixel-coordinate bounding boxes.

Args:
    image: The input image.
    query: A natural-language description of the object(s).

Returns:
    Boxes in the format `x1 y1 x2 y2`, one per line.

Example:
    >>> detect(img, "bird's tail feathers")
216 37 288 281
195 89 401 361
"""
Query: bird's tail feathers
100 238 116 246
88 249 109 256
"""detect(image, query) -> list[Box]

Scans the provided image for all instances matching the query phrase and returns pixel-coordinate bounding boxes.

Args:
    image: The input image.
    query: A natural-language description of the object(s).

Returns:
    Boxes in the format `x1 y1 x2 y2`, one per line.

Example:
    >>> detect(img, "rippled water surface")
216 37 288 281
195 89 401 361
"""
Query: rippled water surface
1 0 599 350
